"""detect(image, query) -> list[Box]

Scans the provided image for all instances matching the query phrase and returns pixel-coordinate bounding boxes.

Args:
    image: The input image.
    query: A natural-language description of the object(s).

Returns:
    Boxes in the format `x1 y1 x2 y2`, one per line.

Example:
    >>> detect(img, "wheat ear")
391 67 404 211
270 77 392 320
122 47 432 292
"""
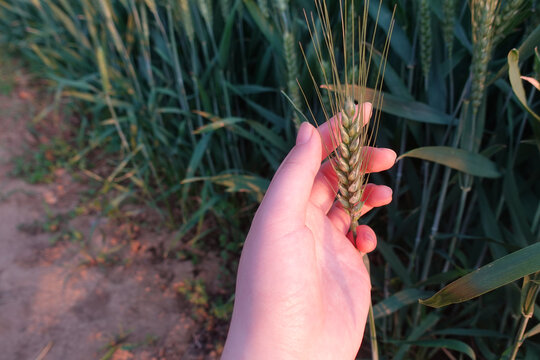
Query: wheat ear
443 0 456 57
470 0 499 119
493 0 527 45
419 0 432 88
300 0 394 230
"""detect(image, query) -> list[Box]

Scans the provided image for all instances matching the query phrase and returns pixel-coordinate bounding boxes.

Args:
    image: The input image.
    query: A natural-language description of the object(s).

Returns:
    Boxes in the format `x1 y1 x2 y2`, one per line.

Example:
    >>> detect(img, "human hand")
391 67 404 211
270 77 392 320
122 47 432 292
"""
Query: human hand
222 103 396 360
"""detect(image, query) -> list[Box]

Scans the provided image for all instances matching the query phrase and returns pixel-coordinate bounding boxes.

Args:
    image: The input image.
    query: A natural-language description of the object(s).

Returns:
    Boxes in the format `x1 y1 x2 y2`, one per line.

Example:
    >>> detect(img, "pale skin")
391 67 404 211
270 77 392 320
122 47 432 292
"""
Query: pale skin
222 103 396 359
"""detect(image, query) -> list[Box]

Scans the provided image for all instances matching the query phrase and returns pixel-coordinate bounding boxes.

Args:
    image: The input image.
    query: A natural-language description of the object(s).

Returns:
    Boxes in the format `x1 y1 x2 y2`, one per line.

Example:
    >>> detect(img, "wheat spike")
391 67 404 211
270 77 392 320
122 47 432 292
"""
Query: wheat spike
179 0 194 44
257 0 269 18
276 0 288 13
493 0 527 45
470 0 499 118
284 30 302 129
419 0 432 88
300 0 394 228
219 0 232 20
443 0 456 57
198 0 213 30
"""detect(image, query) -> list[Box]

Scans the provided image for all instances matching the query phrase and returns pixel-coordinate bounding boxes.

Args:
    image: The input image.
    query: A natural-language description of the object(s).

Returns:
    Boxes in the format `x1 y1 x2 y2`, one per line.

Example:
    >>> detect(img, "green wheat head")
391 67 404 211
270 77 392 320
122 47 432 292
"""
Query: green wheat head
301 0 394 229
470 0 500 117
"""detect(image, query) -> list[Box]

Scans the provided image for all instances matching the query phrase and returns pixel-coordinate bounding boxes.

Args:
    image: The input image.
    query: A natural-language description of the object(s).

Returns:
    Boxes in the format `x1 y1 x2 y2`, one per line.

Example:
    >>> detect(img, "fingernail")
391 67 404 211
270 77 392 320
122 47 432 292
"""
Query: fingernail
296 122 313 145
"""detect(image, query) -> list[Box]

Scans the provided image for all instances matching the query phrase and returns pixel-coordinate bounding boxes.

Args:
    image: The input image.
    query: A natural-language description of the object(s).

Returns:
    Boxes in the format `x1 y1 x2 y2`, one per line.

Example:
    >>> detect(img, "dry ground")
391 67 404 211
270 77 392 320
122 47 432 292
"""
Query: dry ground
0 58 224 359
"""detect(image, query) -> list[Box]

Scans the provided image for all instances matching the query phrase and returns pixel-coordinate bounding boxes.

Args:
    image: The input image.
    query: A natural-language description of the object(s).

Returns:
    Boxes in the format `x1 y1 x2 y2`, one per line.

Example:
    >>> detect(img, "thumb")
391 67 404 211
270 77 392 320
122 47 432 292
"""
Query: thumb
259 122 322 227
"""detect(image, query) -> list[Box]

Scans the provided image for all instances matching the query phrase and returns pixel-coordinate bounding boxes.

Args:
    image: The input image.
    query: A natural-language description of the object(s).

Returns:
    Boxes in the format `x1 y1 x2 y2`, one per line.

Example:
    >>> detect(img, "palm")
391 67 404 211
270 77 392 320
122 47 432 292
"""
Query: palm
289 204 371 359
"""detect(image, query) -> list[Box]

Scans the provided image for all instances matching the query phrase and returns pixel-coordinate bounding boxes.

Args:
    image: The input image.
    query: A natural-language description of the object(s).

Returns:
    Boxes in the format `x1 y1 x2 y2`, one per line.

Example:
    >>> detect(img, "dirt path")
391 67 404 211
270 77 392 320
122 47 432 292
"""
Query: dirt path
0 61 220 359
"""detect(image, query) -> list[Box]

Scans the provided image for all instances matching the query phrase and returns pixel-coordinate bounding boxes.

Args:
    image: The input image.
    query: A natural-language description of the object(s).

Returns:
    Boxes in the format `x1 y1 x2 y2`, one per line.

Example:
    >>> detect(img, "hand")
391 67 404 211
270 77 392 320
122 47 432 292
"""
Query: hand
222 103 396 360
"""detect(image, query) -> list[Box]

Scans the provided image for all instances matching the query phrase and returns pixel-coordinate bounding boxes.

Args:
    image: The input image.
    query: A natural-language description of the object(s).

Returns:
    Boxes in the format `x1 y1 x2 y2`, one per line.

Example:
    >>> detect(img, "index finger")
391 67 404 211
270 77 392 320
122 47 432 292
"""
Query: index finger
316 102 373 161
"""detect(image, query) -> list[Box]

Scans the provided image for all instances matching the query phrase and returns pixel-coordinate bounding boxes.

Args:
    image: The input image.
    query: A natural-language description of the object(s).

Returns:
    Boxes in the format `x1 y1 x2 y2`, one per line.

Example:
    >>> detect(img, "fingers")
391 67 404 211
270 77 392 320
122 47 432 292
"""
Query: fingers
361 184 393 208
327 184 393 234
358 147 397 173
347 225 377 253
258 122 322 227
317 102 373 161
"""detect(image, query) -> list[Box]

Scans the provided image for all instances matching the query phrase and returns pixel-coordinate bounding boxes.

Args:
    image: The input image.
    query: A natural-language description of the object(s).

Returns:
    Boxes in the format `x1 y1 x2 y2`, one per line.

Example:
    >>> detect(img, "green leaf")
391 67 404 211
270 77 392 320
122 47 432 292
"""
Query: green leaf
247 121 288 152
420 242 540 308
433 328 507 338
182 173 269 202
503 170 535 246
508 49 540 122
398 146 501 178
391 339 476 360
535 47 540 77
373 289 433 319
218 0 240 68
170 195 221 250
368 1 412 63
493 24 540 81
232 84 276 95
372 52 412 100
243 0 280 50
324 85 454 125
394 313 441 360
417 269 469 287
376 240 413 286
524 322 540 340
193 117 245 134
181 133 212 201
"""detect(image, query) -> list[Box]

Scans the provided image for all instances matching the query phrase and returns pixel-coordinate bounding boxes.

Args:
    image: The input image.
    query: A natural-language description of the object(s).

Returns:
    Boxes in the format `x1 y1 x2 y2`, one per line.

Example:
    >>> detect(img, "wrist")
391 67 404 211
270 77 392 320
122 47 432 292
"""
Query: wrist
221 312 302 360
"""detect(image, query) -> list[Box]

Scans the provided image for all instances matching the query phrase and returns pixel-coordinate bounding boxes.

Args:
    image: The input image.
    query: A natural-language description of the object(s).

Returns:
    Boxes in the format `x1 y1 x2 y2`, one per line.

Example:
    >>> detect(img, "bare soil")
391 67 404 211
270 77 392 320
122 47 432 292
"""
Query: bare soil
0 62 224 359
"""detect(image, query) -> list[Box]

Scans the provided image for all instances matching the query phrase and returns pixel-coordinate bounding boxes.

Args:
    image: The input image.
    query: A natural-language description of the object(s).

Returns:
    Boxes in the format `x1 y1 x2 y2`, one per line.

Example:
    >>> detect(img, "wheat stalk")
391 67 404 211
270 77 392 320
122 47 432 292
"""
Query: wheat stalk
300 0 394 231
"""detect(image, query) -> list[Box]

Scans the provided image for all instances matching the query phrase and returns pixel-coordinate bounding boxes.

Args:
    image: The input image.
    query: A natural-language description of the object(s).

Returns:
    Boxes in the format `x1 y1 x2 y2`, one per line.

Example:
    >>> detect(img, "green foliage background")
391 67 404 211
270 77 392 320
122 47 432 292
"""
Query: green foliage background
1 0 539 358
